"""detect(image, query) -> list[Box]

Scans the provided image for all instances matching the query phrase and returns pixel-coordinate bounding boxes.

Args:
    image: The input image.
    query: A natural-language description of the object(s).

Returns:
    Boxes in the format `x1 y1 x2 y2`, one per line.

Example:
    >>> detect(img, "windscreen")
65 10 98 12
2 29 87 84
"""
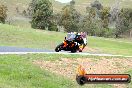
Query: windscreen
66 34 76 41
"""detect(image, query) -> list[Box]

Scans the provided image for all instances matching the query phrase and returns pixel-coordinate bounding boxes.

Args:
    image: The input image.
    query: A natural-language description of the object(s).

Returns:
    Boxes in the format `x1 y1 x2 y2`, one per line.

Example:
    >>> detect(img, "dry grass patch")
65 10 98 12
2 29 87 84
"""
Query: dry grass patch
33 57 132 88
33 57 132 78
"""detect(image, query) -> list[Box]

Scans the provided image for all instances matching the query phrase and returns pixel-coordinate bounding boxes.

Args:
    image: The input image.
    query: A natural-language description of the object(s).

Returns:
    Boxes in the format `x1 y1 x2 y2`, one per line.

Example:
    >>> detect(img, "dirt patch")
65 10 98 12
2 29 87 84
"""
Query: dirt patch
33 57 132 88
33 58 132 78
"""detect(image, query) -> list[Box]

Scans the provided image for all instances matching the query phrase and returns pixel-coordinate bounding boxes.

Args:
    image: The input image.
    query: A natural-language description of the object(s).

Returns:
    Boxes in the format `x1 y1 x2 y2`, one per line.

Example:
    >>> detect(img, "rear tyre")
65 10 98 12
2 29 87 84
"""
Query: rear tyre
71 49 77 53
71 47 77 53
79 49 82 52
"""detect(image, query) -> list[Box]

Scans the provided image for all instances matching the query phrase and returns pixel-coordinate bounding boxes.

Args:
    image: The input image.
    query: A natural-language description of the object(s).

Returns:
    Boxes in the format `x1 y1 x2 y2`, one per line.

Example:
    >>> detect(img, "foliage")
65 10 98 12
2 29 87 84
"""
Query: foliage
99 7 111 28
81 7 98 36
30 0 53 30
70 0 75 6
98 28 115 38
79 14 98 36
22 10 27 16
58 0 81 32
48 22 58 31
83 1 112 37
52 0 132 38
115 8 132 38
91 0 103 10
27 0 37 17
0 4 7 23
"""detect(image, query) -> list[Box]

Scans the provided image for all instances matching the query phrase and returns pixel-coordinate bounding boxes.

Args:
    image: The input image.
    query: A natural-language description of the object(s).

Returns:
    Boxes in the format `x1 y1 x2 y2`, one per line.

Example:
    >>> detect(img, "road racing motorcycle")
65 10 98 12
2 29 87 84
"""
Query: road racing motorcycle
55 34 84 53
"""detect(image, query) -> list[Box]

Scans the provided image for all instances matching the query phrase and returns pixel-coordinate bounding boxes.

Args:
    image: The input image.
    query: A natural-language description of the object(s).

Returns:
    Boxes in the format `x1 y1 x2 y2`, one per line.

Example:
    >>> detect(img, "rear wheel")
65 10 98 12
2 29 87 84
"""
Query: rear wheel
71 46 77 53
79 49 82 52
55 43 63 52
71 49 77 53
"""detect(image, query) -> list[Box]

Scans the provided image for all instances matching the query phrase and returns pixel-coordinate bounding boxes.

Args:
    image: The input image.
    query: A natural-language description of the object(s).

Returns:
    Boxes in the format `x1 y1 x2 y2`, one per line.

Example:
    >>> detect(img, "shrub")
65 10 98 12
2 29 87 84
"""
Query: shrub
0 4 7 23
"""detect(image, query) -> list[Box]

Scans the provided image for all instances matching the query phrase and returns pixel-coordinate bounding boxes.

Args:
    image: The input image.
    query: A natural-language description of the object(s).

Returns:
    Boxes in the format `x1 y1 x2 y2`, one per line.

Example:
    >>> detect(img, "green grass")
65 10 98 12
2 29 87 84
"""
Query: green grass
0 24 132 56
0 55 75 88
0 54 120 88
88 36 132 56
0 24 65 49
0 54 131 88
10 19 31 28
125 69 132 88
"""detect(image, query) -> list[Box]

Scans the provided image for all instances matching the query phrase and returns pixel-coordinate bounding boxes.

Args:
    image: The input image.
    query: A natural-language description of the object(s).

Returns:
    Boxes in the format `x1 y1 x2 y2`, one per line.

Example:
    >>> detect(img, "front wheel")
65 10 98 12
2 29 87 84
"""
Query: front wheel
55 43 63 52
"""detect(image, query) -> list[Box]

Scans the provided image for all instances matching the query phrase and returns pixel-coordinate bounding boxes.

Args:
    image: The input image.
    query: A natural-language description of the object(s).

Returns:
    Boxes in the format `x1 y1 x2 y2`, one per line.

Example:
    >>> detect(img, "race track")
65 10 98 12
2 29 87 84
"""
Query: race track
0 46 53 52
0 46 132 58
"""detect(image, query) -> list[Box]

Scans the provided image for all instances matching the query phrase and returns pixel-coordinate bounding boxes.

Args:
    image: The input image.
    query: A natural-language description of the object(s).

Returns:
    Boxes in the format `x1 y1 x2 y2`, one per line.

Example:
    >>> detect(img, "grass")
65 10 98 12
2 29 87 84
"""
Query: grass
125 69 132 88
0 54 125 88
0 54 75 88
88 36 132 56
0 24 132 55
0 24 132 56
10 19 31 28
0 24 65 50
0 54 131 88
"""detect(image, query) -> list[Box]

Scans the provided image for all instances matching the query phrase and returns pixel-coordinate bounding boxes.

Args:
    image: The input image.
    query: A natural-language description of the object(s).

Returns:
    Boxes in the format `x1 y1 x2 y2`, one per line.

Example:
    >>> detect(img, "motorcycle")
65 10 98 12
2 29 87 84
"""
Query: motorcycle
55 36 83 53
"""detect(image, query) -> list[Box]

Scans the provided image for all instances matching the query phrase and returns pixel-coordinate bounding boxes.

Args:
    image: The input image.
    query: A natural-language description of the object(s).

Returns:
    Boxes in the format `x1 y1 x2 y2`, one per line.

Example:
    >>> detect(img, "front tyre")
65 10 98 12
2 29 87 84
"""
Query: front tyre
55 43 63 52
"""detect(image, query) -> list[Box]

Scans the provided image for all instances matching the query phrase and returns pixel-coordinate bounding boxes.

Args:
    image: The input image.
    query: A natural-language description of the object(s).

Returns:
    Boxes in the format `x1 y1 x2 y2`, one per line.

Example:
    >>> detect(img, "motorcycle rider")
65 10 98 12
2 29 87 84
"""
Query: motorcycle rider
80 32 87 49
75 32 87 52
65 32 87 52
74 33 85 52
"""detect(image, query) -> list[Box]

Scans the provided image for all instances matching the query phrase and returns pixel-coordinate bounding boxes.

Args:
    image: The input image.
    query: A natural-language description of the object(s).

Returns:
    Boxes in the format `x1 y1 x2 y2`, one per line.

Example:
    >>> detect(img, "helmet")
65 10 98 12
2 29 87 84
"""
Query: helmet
74 32 77 35
76 33 82 40
78 33 81 35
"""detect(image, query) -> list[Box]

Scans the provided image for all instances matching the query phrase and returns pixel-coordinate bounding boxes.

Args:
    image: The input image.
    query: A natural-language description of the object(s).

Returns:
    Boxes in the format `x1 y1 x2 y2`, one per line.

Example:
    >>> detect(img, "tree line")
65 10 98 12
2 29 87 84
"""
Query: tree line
0 0 132 38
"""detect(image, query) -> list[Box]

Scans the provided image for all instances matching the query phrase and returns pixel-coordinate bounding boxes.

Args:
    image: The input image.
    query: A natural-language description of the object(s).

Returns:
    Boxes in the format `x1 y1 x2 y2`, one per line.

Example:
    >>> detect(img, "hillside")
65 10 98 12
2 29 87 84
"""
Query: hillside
0 0 64 27
0 0 64 16
0 0 132 27
0 0 132 16
0 24 132 55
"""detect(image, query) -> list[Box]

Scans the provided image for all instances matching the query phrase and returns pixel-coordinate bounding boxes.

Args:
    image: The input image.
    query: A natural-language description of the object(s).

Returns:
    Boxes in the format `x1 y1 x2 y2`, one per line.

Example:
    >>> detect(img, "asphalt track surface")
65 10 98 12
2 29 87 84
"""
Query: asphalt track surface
0 46 132 58
0 46 53 52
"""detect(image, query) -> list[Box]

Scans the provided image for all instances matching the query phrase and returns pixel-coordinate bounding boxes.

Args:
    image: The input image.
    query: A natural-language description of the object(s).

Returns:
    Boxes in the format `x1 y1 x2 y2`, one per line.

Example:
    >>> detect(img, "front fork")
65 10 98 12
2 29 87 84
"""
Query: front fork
63 41 67 48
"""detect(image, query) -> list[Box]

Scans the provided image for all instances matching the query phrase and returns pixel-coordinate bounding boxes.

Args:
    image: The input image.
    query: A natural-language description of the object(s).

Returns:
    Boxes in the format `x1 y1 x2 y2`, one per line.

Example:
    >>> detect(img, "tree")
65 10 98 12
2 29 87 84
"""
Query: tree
80 7 99 36
109 0 120 23
48 21 58 31
91 0 103 10
59 0 80 32
115 8 132 38
0 4 7 23
70 0 75 6
27 0 37 17
100 7 111 28
30 0 53 30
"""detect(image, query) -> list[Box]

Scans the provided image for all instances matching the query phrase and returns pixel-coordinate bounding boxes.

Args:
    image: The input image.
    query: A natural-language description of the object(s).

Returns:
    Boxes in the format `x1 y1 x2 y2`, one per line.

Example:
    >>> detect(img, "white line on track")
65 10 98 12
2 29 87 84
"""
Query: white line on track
0 52 132 58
